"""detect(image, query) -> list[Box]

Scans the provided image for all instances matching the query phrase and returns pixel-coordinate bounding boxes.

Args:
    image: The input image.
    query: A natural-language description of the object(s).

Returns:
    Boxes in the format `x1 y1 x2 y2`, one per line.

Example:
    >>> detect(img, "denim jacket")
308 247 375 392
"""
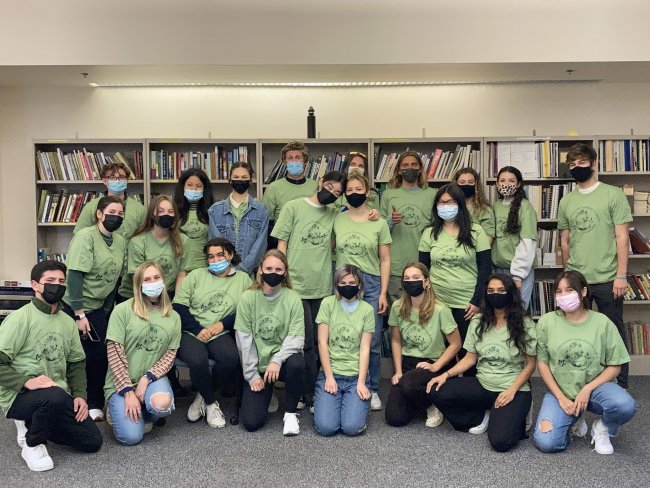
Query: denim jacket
208 196 269 274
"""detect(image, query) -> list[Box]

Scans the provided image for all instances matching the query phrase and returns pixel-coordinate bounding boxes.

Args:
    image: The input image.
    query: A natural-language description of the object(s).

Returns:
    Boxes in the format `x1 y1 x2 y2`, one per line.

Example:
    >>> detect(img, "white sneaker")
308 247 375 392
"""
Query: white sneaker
206 401 226 429
268 392 279 413
143 421 154 434
89 409 104 422
525 400 534 432
469 411 490 435
591 418 614 455
425 405 444 428
187 393 206 422
570 417 588 438
283 412 300 436
21 444 54 472
370 393 382 411
15 420 27 448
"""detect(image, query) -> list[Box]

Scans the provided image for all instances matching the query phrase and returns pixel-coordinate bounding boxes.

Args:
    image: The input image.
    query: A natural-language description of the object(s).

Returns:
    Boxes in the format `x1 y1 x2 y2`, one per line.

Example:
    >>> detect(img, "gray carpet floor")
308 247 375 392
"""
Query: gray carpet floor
1 377 648 488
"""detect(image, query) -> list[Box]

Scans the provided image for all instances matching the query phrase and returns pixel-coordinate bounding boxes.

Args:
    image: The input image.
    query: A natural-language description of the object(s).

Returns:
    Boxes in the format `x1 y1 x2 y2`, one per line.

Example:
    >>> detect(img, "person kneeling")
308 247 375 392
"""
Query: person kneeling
105 262 181 445
1 261 102 471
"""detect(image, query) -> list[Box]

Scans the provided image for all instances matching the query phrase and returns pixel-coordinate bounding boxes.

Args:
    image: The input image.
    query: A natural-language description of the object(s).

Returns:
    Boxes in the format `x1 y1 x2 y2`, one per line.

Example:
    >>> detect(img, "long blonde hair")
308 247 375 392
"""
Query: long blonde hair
131 261 172 320
133 195 184 257
453 167 490 217
398 262 436 325
388 151 427 189
250 250 293 290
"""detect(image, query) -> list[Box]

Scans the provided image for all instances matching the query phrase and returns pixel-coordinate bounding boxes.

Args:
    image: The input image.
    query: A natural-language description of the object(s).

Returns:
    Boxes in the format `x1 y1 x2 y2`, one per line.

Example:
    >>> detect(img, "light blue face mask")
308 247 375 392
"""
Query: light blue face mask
142 280 164 298
286 162 305 177
107 180 128 195
184 189 204 202
208 259 230 274
437 205 459 221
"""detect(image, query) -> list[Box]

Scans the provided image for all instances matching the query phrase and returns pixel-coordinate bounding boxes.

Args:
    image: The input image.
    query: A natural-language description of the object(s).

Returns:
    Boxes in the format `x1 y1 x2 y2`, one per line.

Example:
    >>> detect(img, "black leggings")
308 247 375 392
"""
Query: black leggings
430 376 531 452
451 308 476 377
385 356 446 427
7 387 103 452
177 332 239 405
302 298 323 400
240 353 305 432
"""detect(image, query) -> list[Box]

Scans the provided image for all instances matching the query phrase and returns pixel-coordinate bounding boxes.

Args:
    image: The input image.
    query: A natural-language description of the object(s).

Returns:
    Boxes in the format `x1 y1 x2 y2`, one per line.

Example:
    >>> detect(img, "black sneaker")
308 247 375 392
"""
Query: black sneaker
296 395 307 410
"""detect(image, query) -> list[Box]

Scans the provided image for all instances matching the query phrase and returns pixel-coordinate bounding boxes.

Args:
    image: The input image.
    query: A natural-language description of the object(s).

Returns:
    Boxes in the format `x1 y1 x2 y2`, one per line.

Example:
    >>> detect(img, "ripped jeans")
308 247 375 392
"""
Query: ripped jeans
107 377 175 446
533 383 637 453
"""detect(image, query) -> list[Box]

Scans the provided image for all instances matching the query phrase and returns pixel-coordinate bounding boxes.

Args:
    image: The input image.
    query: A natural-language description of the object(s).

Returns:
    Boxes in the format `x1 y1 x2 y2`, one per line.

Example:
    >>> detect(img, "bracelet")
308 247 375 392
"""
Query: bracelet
615 275 627 280
74 313 86 321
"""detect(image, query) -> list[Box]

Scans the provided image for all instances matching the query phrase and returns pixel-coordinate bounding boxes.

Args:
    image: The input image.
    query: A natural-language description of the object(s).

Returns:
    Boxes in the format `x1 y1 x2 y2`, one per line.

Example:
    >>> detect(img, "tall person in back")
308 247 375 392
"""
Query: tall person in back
453 167 495 245
558 143 633 387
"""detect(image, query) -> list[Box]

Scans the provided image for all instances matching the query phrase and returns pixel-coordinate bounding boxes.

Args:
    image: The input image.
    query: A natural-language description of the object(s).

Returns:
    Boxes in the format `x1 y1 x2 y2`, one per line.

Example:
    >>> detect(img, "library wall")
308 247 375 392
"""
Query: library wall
3 81 650 278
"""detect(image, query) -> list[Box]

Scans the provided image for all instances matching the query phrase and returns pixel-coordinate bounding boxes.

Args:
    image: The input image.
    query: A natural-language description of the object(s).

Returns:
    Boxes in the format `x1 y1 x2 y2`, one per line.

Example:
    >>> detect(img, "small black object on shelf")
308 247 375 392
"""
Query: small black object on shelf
307 107 316 139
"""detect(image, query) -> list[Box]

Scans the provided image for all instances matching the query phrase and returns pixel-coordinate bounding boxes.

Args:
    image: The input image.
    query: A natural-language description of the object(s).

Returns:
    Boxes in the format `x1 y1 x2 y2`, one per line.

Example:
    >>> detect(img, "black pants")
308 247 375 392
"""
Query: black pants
62 304 109 410
451 308 476 377
385 356 446 427
302 298 323 400
589 281 629 388
430 376 531 453
177 332 239 404
240 353 305 432
7 387 102 452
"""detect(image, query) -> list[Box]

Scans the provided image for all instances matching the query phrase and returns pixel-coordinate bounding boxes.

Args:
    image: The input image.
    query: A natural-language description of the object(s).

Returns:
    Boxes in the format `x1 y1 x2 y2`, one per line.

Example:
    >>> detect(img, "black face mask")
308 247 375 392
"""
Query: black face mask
230 180 251 194
157 215 175 229
486 293 512 310
459 184 476 199
570 165 593 183
345 192 367 208
262 272 284 287
400 169 419 184
402 280 425 297
40 283 66 305
102 214 123 233
316 188 338 206
337 285 359 300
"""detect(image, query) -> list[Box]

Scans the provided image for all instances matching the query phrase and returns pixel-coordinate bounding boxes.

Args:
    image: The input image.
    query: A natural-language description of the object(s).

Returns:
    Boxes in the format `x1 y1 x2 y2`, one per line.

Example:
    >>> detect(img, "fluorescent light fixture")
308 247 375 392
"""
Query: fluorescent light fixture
89 79 601 88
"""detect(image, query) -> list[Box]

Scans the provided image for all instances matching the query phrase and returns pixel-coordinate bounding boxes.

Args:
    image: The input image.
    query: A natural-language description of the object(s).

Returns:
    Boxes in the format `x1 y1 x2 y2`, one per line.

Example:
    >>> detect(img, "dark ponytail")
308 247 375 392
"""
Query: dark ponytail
497 166 526 235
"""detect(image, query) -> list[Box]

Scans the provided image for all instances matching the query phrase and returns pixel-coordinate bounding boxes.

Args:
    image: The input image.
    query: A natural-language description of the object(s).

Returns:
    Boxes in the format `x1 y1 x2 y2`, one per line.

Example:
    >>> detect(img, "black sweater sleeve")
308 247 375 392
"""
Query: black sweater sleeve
470 249 492 307
172 303 203 335
418 251 431 269
221 313 236 332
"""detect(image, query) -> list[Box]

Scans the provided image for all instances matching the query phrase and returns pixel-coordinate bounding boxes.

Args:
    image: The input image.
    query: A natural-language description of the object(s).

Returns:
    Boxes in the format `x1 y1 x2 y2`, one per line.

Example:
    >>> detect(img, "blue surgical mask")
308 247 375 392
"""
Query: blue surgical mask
184 189 203 202
208 260 230 274
142 280 164 298
107 180 128 194
437 205 459 221
286 162 304 177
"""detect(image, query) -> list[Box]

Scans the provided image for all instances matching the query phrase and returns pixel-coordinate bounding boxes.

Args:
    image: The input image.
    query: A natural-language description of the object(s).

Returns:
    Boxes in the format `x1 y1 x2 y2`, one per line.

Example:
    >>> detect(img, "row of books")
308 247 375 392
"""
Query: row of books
264 153 346 184
486 183 575 220
625 322 650 355
598 139 650 173
530 280 555 317
37 250 67 263
374 145 480 181
37 190 144 223
149 147 250 181
536 229 561 266
487 141 570 178
36 149 143 181
624 274 650 302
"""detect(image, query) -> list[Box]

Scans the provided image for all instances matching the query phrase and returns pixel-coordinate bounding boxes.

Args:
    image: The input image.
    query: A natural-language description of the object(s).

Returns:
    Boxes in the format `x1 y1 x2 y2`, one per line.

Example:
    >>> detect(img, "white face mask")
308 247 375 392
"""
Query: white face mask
142 280 164 298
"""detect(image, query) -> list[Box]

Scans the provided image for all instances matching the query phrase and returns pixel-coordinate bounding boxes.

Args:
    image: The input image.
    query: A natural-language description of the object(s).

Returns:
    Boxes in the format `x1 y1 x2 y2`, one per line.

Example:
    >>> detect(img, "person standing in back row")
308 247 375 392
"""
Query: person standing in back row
557 143 632 388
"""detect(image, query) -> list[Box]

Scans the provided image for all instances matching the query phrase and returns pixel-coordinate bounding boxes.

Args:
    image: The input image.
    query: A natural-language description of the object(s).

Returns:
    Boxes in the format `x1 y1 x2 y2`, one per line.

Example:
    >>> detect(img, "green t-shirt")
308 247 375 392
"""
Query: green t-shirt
0 301 85 415
418 223 490 309
173 268 252 341
388 301 457 360
234 288 305 372
119 231 191 297
536 310 630 400
315 296 375 377
63 226 126 311
271 198 337 299
230 199 249 238
181 209 210 272
380 187 436 276
470 205 496 238
557 183 632 284
262 178 318 221
104 299 182 399
74 195 146 247
464 316 537 392
334 213 392 276
492 199 538 268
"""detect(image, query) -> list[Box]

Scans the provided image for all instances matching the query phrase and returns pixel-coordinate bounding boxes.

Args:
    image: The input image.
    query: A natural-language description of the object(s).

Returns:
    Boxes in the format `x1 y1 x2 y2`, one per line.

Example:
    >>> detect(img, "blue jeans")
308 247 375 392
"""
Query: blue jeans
494 267 534 311
107 377 175 446
314 372 370 436
533 383 637 453
360 271 382 393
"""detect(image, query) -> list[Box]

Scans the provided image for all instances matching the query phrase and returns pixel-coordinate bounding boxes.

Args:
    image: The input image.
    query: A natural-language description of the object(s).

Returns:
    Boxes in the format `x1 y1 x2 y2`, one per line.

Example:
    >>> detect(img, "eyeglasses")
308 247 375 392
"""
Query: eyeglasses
107 176 128 181
437 199 457 206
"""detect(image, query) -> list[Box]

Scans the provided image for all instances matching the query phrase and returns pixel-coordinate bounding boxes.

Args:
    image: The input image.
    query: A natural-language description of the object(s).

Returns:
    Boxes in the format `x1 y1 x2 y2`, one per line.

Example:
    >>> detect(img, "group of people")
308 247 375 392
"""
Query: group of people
0 141 638 472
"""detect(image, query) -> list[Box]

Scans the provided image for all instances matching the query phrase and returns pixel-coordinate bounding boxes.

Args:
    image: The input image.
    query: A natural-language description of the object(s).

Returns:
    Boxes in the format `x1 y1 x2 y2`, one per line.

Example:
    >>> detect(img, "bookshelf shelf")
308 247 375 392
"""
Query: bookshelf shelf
150 179 231 184
600 172 650 176
630 254 650 259
37 180 145 185
37 223 76 227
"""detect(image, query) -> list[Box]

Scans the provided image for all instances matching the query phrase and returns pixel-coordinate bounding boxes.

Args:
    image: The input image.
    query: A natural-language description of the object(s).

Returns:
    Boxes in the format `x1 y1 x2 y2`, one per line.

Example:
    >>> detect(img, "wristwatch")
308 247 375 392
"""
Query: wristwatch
74 313 86 321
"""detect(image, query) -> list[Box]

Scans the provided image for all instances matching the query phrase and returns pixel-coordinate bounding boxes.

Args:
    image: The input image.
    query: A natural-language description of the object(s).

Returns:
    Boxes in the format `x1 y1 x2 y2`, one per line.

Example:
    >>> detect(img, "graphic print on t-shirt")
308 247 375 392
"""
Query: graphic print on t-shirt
495 216 508 239
300 221 330 247
400 204 422 227
36 333 65 362
329 323 359 352
434 246 465 269
156 254 175 278
95 258 121 284
572 207 597 234
136 324 166 353
481 343 511 369
183 219 205 239
196 290 233 318
557 339 596 369
401 324 432 351
339 232 373 257
257 314 282 342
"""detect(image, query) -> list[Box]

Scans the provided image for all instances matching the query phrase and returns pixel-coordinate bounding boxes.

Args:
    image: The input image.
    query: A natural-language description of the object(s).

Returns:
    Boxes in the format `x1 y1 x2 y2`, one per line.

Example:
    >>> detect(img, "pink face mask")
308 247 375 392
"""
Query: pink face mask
556 291 582 312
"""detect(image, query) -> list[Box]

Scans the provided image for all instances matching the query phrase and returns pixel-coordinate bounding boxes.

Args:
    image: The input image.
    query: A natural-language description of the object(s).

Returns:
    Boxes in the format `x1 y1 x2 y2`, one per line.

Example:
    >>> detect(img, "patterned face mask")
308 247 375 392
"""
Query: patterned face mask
497 183 518 197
